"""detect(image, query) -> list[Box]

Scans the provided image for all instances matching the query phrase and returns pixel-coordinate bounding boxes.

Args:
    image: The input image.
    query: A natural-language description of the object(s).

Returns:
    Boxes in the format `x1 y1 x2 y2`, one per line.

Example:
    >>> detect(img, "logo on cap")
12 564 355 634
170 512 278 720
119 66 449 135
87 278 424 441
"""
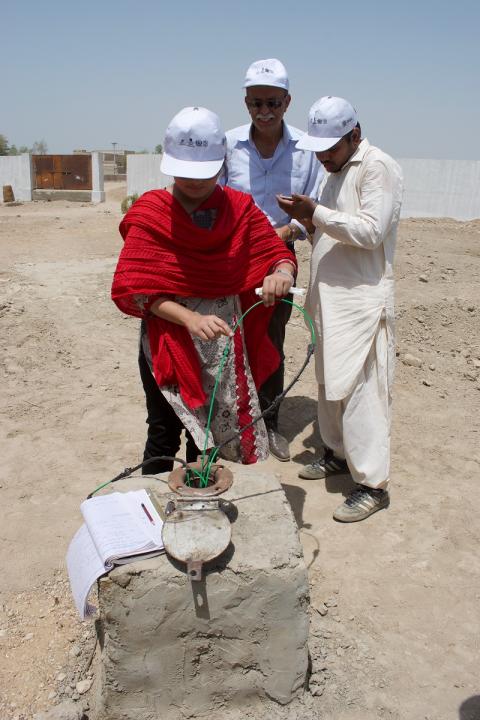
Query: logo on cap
179 138 209 147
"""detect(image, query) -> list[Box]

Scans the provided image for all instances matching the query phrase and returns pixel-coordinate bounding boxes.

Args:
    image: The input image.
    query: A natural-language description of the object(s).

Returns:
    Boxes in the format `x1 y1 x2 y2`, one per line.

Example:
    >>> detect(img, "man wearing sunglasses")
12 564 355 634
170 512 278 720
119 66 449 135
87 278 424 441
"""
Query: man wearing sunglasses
277 96 403 523
223 58 322 462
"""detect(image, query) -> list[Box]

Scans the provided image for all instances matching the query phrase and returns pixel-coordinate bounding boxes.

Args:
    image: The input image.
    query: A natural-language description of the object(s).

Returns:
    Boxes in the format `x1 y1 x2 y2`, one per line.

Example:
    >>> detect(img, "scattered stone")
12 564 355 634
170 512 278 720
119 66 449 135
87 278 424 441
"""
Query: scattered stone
429 364 436 371
5 362 22 375
422 379 432 387
24 632 34 641
419 274 429 283
324 597 338 608
309 679 325 697
313 602 328 616
69 644 81 658
402 353 423 368
32 699 86 720
75 678 92 695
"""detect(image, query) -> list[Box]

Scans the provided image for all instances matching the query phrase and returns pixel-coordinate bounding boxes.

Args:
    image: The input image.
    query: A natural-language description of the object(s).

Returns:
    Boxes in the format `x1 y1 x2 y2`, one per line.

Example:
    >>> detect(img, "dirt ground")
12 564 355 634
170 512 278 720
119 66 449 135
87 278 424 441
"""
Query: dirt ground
1 182 479 720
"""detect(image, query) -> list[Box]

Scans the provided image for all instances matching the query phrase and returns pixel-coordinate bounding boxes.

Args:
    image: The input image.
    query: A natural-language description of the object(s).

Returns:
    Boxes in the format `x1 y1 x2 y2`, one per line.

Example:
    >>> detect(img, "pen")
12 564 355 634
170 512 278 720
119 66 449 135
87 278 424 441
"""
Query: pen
141 502 155 524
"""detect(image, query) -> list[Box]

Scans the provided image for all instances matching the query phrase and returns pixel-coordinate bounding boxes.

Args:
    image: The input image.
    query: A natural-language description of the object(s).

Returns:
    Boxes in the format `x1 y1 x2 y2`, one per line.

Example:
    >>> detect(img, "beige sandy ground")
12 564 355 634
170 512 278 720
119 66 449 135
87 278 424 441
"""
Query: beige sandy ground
1 183 479 720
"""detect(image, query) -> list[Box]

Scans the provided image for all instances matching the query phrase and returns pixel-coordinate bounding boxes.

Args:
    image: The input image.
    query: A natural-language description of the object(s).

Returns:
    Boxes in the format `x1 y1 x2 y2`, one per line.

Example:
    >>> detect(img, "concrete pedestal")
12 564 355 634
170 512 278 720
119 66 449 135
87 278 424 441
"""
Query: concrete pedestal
92 464 309 720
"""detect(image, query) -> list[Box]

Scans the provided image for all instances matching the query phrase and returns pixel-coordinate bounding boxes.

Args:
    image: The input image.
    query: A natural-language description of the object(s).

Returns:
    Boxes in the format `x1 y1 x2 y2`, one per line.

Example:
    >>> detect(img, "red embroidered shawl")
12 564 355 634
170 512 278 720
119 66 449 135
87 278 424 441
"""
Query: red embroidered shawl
111 185 296 408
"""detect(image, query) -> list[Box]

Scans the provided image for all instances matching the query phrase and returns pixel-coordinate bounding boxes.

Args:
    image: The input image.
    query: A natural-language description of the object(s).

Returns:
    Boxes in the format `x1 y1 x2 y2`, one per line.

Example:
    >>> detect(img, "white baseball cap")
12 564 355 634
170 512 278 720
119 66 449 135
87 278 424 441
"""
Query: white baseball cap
243 58 289 91
160 106 226 179
296 96 358 152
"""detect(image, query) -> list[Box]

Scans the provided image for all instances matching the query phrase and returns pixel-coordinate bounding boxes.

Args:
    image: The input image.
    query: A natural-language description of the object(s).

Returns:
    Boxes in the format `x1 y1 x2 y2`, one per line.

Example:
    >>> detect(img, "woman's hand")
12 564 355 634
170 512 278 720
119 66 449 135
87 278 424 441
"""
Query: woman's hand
261 270 294 307
150 299 233 341
186 312 234 341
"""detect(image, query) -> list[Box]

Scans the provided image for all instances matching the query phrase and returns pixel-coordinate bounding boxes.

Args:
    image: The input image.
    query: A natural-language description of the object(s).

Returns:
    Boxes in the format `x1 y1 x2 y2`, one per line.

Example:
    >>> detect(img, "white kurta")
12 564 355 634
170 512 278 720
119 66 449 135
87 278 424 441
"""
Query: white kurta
307 139 403 489
306 139 403 401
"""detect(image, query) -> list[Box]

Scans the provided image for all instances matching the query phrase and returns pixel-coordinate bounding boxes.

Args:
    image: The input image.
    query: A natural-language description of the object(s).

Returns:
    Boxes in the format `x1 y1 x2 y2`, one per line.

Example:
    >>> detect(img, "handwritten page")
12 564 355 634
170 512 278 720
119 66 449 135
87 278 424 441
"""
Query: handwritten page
66 489 165 620
81 490 163 567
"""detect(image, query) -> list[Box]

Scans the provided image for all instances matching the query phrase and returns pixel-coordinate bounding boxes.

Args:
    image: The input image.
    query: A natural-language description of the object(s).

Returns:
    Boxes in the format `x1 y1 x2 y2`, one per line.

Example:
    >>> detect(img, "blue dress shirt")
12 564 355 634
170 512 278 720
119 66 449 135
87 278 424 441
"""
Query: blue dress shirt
222 122 323 235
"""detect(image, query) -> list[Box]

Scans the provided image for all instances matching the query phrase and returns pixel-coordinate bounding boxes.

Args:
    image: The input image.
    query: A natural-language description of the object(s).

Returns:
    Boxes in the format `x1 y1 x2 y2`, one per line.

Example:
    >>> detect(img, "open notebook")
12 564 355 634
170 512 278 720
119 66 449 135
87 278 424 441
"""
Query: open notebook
66 489 164 619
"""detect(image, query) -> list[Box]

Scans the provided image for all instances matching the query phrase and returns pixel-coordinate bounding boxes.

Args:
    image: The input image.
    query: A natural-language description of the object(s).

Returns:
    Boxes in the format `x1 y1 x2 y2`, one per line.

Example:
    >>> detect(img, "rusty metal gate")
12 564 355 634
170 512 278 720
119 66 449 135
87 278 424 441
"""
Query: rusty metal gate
33 155 92 190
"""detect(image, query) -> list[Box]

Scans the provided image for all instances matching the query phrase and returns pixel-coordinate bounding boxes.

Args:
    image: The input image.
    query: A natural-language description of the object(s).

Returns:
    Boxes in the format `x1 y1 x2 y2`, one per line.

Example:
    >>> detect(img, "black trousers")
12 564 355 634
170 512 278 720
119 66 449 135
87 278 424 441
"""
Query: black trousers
257 296 293 431
138 345 200 474
138 289 292 467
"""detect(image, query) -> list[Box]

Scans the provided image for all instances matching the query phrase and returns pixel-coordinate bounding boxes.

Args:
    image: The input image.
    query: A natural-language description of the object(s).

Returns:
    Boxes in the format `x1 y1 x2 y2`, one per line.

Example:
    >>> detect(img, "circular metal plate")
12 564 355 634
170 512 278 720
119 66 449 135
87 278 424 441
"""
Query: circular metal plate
162 508 231 566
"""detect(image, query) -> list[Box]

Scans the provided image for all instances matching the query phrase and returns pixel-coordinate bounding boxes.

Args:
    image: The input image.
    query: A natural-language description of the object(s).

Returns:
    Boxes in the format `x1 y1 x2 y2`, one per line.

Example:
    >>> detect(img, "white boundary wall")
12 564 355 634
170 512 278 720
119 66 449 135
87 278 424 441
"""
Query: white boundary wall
398 159 480 220
91 152 105 203
0 154 33 201
126 154 480 221
127 154 170 197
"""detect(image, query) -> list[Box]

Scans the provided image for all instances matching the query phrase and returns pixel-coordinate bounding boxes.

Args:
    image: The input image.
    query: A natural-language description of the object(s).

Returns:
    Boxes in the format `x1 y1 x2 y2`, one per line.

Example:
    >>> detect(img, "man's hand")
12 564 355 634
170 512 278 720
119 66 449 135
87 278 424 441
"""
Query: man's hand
275 224 293 243
261 271 293 307
186 312 234 341
277 194 316 226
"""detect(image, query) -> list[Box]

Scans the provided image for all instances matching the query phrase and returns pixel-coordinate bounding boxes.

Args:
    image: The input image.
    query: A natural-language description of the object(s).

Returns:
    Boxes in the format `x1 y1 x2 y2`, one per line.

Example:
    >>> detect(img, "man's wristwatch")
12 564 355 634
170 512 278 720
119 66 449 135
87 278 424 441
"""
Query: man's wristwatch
287 223 302 241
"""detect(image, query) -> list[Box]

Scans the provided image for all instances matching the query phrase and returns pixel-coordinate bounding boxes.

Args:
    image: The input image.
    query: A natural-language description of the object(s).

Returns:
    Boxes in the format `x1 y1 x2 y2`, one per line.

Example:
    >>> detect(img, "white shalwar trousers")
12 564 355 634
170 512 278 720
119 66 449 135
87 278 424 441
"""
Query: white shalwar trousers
317 322 391 490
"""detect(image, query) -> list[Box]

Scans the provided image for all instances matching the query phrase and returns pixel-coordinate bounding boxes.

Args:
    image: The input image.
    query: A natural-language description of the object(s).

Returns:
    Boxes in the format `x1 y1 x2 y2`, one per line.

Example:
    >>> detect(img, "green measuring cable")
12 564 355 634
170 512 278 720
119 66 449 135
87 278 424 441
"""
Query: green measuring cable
87 456 203 498
87 298 316 497
199 300 263 476
199 298 316 486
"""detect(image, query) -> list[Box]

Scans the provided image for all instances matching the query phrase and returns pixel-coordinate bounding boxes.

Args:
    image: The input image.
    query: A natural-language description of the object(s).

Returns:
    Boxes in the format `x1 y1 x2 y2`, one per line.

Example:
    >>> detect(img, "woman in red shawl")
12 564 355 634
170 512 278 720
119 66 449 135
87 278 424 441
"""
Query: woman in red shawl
112 107 296 470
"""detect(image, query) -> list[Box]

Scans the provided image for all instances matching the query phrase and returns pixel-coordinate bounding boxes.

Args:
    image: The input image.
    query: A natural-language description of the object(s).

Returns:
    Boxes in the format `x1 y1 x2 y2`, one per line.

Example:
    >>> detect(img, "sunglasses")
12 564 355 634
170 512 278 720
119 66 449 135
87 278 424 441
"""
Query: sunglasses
245 99 285 110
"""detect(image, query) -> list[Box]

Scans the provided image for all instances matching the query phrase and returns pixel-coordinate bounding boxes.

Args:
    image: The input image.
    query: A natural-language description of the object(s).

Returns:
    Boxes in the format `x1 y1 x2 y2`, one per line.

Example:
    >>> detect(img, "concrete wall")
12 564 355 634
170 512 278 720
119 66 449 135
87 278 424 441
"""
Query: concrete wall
127 153 170 197
0 154 33 201
398 158 480 221
126 155 480 220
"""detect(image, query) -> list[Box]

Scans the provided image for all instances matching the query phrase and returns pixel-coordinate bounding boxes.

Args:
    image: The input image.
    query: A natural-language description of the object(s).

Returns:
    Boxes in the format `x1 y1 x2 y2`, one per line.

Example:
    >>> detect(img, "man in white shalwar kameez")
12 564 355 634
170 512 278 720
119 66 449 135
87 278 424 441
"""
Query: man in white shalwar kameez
278 96 403 522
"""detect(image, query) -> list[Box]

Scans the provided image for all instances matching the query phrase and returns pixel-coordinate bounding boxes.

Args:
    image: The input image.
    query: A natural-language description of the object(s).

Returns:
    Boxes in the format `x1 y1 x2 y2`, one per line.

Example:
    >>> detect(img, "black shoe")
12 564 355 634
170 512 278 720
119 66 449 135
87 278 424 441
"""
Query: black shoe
267 429 290 462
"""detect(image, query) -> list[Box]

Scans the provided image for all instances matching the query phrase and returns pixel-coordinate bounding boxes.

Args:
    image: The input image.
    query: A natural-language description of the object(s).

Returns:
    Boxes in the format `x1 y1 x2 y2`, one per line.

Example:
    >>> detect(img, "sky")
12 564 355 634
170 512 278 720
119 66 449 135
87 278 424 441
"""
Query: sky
1 0 479 160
